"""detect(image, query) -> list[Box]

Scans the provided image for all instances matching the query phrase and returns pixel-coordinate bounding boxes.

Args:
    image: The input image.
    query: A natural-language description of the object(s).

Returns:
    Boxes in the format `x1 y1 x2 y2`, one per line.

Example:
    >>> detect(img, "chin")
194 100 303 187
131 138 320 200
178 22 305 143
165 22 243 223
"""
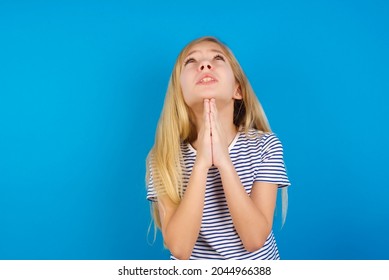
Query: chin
197 89 220 100
202 94 217 100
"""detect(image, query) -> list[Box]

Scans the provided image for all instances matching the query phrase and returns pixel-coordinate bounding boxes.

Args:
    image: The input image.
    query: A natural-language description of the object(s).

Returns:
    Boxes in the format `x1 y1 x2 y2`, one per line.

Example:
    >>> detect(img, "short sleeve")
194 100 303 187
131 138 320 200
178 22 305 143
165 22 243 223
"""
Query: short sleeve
254 133 290 188
146 158 158 202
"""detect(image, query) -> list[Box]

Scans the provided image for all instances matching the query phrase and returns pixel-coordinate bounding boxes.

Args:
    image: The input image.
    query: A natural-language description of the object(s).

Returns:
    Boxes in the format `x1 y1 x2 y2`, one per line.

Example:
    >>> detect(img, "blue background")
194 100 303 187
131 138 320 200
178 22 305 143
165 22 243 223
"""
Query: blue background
1 0 388 260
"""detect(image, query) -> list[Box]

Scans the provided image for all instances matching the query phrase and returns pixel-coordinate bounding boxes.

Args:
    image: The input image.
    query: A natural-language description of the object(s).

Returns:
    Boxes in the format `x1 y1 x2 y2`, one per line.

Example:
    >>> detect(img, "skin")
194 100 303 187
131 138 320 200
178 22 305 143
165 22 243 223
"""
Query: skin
157 41 278 259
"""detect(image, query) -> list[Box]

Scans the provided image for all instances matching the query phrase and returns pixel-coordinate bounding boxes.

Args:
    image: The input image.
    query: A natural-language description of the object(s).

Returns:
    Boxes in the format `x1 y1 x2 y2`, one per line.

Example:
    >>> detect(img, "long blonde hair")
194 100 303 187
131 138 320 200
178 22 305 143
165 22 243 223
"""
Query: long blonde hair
146 36 288 233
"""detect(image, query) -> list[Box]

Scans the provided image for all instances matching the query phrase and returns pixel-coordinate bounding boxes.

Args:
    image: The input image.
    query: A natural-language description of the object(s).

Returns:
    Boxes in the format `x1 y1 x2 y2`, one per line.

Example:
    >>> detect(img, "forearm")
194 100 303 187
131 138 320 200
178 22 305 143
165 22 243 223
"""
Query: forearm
163 161 208 259
218 160 272 252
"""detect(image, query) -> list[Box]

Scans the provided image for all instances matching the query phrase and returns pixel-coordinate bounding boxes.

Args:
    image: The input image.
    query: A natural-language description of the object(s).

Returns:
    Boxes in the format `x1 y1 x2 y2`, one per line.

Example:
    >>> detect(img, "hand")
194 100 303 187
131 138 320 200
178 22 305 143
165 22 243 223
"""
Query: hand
209 98 230 168
195 99 213 169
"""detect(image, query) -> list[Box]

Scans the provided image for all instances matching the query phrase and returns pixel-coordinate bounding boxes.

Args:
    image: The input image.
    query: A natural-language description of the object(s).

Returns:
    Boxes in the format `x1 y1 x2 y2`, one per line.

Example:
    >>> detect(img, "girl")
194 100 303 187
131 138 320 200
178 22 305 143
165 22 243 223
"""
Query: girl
146 36 290 260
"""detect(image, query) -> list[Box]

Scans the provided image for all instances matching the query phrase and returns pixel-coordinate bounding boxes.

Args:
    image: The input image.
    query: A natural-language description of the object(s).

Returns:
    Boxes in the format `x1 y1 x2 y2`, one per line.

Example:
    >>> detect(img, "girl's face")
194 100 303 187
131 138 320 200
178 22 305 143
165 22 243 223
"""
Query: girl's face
179 41 241 109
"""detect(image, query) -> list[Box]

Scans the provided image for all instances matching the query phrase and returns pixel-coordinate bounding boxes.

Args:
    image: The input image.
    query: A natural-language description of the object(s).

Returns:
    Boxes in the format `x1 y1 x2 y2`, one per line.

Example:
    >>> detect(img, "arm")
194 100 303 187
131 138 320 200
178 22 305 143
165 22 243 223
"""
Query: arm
157 99 213 260
218 161 278 252
157 162 208 259
209 99 278 251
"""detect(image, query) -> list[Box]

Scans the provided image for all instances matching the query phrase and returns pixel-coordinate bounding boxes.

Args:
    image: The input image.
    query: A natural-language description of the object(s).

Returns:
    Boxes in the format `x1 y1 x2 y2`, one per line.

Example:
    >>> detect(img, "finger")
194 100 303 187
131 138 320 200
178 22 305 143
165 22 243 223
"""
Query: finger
209 99 216 166
210 98 217 130
208 99 214 133
203 99 211 134
207 99 214 165
203 99 210 121
210 98 216 112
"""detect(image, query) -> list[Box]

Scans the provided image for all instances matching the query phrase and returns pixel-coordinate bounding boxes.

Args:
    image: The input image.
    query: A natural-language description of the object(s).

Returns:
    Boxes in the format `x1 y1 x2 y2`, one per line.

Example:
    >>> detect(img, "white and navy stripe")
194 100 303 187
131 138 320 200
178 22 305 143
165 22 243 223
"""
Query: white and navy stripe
147 129 290 259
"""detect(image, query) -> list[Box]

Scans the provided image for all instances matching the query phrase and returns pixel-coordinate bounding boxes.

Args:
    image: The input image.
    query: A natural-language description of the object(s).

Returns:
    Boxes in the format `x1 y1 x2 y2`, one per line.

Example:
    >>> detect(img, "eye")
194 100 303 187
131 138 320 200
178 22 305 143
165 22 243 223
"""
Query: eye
214 54 225 61
184 57 196 66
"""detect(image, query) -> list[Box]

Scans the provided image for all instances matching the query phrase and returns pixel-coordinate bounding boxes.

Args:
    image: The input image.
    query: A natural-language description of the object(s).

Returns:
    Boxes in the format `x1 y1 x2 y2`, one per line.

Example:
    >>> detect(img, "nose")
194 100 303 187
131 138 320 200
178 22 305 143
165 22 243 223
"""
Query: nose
199 62 212 71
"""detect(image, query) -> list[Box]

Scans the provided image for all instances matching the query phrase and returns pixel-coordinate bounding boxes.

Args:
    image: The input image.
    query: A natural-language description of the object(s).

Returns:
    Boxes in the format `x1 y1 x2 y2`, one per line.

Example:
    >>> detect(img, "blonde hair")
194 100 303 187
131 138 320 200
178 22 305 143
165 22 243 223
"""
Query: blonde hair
146 36 288 234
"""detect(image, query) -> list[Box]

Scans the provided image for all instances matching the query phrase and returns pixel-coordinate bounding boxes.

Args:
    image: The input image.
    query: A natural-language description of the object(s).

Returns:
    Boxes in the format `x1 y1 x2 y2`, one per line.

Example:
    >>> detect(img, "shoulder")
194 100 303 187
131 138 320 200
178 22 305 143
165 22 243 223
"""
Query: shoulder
241 129 281 145
237 129 284 156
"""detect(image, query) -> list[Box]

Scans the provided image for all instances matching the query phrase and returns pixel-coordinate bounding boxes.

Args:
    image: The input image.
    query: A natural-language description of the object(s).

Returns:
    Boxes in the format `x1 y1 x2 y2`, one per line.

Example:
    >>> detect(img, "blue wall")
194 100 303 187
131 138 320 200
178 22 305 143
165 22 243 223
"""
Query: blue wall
1 0 388 260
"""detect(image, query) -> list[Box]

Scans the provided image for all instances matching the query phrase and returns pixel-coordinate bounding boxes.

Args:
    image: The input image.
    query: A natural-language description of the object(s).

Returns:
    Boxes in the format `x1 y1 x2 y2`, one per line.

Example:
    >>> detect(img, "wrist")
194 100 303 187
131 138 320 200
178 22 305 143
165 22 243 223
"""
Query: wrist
214 156 234 172
193 159 211 173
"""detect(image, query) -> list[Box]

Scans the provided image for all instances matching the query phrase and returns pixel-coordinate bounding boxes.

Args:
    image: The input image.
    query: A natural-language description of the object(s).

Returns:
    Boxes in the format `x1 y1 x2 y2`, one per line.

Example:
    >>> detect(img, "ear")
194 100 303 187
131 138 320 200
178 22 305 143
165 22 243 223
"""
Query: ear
233 85 243 100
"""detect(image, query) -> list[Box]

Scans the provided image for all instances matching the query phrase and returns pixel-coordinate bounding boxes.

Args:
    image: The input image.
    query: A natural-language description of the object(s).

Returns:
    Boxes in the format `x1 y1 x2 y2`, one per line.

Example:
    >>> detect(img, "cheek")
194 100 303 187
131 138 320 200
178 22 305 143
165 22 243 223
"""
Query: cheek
179 76 190 104
222 71 237 92
179 72 189 92
180 72 194 98
227 69 236 84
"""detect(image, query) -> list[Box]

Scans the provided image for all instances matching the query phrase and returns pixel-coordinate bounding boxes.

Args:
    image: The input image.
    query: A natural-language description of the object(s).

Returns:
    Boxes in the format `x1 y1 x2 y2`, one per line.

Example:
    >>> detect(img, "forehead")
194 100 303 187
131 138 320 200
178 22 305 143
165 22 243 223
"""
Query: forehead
185 41 226 57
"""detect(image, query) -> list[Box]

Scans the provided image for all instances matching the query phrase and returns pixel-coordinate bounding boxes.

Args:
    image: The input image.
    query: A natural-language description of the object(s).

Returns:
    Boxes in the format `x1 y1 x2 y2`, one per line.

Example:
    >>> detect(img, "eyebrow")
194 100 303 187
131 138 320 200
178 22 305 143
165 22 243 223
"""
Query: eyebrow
185 49 225 57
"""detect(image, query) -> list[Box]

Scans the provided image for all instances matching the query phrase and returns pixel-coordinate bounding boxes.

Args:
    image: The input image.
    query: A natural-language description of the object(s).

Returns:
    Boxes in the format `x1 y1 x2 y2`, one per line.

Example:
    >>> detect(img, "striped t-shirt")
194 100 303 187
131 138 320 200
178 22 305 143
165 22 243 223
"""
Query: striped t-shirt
147 129 290 260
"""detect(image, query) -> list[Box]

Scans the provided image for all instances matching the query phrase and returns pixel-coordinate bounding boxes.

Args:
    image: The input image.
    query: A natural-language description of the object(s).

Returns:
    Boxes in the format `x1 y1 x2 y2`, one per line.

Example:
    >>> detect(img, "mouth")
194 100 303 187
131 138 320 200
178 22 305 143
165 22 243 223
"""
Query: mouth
197 74 217 85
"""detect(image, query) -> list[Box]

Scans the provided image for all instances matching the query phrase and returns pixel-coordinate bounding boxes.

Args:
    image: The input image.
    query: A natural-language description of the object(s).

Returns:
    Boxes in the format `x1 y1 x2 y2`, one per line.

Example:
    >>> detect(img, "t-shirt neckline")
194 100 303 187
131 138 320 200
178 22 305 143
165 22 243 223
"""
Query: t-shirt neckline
187 130 241 154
